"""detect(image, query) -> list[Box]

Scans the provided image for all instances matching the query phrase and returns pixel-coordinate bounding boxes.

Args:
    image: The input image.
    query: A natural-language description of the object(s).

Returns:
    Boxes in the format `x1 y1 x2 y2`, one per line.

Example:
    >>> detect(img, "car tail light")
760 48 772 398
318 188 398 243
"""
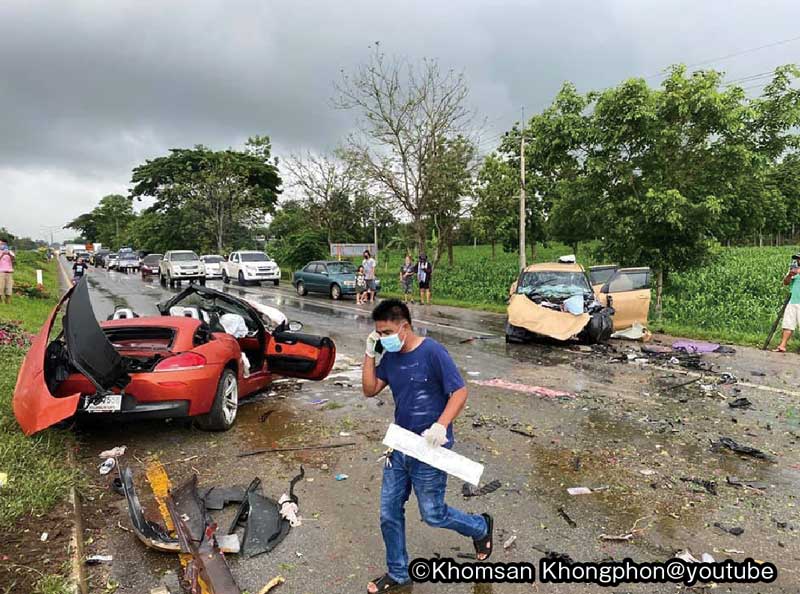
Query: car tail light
154 352 206 372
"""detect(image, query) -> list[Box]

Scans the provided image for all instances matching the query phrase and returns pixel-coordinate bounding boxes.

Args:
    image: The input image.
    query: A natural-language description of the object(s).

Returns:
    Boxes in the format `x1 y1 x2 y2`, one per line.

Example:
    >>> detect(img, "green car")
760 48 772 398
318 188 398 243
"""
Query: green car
293 260 381 300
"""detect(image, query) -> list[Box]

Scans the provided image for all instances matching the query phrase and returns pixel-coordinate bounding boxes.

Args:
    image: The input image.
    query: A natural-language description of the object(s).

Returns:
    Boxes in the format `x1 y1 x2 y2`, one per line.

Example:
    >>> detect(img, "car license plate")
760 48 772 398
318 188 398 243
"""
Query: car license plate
84 394 122 413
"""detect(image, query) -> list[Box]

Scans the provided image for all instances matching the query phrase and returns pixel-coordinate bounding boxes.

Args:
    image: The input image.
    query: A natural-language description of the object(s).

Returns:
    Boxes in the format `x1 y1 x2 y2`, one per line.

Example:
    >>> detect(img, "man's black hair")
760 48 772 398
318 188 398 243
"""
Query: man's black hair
372 299 412 325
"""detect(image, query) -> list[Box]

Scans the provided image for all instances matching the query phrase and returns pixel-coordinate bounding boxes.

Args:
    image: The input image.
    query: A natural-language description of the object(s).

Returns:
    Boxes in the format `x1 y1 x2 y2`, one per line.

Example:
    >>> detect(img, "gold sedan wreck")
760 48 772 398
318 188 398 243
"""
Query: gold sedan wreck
506 262 651 344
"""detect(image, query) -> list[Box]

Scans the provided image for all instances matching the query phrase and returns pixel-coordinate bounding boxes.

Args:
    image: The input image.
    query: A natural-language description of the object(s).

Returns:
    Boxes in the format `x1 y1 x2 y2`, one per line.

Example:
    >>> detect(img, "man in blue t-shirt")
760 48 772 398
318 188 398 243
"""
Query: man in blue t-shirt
362 299 492 593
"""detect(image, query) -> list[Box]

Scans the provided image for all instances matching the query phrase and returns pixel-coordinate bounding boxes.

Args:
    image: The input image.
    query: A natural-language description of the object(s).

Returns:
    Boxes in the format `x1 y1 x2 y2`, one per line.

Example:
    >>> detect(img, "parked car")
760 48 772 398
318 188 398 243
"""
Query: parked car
139 253 163 277
117 251 140 273
200 255 225 279
91 250 110 266
293 260 380 300
222 251 280 286
105 253 119 270
75 251 91 263
506 261 651 344
159 250 205 287
12 279 336 435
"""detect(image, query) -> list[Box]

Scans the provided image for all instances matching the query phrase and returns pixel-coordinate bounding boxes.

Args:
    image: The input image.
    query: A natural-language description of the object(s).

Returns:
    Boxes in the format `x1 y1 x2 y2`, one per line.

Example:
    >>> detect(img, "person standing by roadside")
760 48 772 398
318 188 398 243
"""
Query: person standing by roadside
399 255 415 304
362 299 493 593
363 250 378 304
72 257 88 285
0 238 15 305
355 265 368 305
774 260 800 352
417 253 433 305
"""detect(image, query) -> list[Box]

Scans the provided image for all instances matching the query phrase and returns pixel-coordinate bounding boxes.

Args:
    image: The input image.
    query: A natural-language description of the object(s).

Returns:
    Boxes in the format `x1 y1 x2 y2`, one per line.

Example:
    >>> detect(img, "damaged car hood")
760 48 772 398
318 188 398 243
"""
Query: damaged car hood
507 293 590 341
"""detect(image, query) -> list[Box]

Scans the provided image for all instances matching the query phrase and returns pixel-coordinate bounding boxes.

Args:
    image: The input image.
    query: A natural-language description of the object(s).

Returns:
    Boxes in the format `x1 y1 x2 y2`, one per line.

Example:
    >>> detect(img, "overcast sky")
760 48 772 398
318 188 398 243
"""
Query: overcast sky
3 0 800 240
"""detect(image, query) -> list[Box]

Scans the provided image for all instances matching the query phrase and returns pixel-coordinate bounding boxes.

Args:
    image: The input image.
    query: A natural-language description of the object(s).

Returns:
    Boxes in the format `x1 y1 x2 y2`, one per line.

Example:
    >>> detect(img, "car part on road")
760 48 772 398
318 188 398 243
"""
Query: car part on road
168 500 241 594
679 476 717 495
201 486 247 511
120 466 181 552
238 441 356 458
241 490 291 558
728 397 753 409
169 474 208 542
557 507 577 528
711 437 774 461
713 522 745 536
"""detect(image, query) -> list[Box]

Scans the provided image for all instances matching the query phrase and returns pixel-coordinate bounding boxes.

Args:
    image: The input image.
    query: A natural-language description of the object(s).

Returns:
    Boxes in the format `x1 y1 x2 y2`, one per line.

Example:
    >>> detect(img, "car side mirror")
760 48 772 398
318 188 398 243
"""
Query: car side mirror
288 320 303 332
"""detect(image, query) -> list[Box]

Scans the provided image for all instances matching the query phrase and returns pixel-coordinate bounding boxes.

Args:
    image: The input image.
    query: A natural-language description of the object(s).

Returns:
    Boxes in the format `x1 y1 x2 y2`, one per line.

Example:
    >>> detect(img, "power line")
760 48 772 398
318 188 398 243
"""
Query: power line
645 33 800 80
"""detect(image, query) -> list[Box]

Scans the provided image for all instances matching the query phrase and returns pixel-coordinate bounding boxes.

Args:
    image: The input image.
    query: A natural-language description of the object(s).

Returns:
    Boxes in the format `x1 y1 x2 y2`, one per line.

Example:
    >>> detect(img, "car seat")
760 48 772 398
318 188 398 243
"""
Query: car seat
108 307 139 320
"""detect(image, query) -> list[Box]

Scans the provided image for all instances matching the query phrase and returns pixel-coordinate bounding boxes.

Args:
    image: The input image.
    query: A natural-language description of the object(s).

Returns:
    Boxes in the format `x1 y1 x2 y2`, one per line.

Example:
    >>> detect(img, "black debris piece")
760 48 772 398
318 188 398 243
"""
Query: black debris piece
462 479 502 498
713 522 744 536
728 397 752 409
557 506 577 528
202 487 247 511
242 491 290 558
726 476 768 490
680 477 717 495
259 410 275 423
711 437 773 461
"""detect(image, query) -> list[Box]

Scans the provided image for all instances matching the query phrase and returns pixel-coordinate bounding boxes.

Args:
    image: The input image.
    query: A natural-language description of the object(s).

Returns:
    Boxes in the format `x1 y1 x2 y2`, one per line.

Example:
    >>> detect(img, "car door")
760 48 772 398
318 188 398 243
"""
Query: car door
600 268 652 330
588 265 618 295
266 328 336 381
306 262 324 292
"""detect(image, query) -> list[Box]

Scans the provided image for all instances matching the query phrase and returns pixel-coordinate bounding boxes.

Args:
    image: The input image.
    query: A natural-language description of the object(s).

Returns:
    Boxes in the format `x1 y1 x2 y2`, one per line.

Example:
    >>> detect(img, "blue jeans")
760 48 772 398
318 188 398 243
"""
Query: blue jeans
380 449 488 583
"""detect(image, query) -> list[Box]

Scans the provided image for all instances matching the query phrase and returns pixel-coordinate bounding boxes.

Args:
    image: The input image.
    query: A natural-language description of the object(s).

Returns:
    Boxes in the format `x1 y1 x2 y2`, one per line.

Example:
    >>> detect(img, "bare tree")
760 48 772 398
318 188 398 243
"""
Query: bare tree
284 151 364 242
335 46 474 251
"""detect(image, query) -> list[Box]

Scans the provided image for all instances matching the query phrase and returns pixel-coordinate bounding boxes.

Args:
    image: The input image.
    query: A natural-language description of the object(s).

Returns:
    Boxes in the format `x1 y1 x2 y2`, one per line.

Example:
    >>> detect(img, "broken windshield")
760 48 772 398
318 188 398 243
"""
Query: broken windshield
517 271 591 299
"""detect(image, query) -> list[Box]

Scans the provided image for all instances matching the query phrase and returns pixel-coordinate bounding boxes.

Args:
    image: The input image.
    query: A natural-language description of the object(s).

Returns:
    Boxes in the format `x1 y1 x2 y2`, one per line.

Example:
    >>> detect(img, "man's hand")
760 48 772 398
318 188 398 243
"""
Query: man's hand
422 422 448 448
365 331 381 358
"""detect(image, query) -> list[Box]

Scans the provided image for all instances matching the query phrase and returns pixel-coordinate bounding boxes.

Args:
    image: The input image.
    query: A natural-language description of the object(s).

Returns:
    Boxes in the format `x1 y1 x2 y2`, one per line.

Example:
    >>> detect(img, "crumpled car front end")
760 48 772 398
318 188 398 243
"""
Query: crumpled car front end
505 264 614 345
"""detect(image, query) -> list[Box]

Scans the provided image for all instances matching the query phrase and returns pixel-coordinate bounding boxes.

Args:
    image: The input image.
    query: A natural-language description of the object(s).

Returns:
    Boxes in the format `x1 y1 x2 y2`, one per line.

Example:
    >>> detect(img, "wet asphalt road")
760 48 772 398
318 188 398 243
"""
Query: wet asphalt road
66 259 800 593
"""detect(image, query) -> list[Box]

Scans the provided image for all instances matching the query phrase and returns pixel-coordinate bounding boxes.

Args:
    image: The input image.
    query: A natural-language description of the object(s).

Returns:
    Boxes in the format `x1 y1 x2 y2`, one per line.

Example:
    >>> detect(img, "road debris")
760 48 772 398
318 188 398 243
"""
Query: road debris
714 522 745 536
238 442 357 458
728 397 753 409
98 457 116 475
39 532 48 542
726 476 768 491
599 516 650 542
680 477 718 495
85 555 113 565
503 535 517 550
461 479 502 498
257 576 285 594
470 378 575 399
557 507 577 528
99 445 126 458
259 410 275 423
566 487 592 495
711 437 773 461
335 474 349 481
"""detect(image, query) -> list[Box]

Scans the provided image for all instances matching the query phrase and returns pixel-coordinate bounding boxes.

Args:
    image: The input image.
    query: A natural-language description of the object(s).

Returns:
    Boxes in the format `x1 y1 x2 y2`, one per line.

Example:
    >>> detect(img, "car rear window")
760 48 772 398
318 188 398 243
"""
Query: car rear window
203 256 223 263
142 255 162 265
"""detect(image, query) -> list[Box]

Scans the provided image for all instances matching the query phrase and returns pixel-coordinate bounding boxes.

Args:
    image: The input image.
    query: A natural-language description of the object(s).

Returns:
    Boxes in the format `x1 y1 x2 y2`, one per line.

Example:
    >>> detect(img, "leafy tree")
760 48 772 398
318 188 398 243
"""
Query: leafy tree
273 228 329 269
473 155 518 257
65 194 134 249
130 137 282 252
64 213 98 241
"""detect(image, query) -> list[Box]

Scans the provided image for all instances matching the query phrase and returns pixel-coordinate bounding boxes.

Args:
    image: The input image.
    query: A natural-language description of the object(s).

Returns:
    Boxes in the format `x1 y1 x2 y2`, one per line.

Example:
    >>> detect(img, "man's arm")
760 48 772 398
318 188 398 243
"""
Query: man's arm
362 354 387 397
785 270 797 286
436 386 467 426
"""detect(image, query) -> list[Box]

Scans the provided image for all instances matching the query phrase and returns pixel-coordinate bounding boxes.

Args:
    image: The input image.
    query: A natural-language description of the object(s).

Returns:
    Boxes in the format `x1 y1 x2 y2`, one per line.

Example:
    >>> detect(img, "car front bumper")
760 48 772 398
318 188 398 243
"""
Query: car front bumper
242 270 280 281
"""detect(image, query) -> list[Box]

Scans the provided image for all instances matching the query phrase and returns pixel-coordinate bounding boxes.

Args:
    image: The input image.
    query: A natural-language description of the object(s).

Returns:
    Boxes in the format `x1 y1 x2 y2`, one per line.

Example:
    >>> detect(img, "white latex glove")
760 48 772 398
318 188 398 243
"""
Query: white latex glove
422 422 448 448
365 331 381 358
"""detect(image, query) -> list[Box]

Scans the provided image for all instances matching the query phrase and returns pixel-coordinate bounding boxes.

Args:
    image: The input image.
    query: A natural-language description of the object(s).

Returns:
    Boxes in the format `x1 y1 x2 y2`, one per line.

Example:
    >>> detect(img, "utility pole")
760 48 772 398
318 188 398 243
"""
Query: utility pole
373 204 378 254
519 107 527 271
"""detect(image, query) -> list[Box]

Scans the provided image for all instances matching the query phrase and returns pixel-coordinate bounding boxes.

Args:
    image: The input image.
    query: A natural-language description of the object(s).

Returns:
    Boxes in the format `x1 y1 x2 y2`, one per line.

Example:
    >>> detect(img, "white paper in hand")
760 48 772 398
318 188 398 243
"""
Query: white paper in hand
382 423 484 486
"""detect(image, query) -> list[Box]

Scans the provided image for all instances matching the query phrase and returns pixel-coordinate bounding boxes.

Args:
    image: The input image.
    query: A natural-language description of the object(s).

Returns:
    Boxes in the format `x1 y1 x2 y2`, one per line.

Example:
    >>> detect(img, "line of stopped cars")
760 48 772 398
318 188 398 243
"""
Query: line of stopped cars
13 278 336 435
506 257 651 344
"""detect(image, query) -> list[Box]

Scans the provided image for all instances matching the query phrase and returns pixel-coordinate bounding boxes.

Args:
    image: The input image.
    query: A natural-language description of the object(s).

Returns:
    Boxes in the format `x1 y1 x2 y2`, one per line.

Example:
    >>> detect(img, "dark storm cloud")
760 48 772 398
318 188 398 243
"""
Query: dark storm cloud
2 0 800 237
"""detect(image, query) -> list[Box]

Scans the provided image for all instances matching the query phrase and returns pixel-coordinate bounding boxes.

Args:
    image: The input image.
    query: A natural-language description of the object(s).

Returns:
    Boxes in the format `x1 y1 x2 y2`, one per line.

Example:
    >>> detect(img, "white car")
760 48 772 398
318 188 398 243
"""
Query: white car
222 251 281 286
200 254 225 278
159 250 206 287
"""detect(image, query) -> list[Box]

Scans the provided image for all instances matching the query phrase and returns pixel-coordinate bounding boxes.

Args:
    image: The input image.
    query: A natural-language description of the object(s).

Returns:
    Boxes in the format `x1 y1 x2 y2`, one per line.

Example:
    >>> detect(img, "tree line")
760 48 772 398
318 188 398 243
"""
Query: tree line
65 49 800 299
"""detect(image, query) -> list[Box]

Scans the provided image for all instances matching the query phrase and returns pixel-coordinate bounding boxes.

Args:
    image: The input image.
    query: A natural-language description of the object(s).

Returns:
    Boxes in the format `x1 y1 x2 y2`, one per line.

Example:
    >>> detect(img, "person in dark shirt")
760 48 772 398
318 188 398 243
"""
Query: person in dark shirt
417 253 433 305
72 258 88 284
362 299 492 593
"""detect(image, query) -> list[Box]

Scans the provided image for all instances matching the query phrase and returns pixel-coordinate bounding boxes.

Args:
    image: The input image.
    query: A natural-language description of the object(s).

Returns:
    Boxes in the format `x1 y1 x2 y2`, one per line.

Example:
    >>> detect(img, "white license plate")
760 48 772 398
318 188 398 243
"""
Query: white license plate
84 394 122 413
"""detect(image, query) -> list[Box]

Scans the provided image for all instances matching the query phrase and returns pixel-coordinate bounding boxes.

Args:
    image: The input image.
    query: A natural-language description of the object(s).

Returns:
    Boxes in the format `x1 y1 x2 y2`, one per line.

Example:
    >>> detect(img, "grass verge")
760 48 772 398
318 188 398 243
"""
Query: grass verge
0 251 78 591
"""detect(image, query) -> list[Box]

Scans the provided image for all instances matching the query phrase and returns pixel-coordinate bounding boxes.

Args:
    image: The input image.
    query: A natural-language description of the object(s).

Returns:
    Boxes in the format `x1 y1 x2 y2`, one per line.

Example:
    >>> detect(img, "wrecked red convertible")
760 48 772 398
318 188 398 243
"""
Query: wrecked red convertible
13 278 336 435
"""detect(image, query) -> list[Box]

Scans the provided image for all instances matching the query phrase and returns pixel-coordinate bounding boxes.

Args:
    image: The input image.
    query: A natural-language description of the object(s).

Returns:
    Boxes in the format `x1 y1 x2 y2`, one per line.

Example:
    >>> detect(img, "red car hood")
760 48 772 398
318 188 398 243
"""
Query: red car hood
13 277 130 435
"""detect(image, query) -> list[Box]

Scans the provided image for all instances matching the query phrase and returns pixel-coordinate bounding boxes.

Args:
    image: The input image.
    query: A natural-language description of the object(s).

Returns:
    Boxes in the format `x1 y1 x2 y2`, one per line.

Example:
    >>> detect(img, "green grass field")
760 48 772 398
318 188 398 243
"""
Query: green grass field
367 243 797 347
0 252 77 526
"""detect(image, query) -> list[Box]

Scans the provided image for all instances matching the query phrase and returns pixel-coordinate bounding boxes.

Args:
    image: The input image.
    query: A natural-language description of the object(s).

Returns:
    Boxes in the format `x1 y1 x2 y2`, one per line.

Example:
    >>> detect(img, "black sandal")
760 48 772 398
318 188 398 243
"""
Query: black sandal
367 574 410 593
473 513 493 560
